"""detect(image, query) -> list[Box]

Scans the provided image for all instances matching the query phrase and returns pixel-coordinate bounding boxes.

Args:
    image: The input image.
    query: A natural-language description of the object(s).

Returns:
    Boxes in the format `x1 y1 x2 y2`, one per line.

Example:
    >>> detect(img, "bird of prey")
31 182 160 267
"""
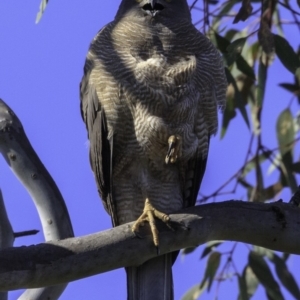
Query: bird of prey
80 0 227 299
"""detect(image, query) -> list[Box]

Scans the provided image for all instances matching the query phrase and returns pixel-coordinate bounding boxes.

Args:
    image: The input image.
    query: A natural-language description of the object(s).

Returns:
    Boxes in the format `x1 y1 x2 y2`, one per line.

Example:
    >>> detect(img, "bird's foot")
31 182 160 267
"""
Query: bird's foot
132 198 172 251
165 135 182 164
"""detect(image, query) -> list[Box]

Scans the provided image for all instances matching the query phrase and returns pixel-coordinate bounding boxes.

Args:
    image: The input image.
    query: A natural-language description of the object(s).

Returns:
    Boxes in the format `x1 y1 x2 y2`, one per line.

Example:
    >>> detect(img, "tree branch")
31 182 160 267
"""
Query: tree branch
0 200 299 292
0 98 74 299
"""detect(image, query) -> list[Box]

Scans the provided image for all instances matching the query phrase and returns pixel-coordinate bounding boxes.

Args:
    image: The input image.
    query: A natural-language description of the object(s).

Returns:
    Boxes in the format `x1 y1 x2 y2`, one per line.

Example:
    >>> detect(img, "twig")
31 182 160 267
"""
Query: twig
14 230 39 238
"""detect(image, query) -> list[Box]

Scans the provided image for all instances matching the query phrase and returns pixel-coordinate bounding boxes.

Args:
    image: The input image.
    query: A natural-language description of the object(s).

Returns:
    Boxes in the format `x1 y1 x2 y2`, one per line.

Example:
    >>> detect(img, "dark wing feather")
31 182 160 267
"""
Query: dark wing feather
80 57 118 226
171 140 208 265
184 139 209 208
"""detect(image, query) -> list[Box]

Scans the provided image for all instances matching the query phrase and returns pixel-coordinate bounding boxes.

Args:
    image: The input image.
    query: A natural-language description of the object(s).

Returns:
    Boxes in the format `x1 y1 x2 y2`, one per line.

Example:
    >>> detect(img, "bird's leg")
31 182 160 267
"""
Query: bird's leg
165 135 182 164
132 198 172 248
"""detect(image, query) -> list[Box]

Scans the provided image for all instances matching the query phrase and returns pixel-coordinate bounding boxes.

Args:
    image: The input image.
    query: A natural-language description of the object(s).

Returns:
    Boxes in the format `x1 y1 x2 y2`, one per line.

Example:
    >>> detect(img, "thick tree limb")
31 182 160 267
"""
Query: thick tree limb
0 200 299 291
0 99 74 240
0 99 74 299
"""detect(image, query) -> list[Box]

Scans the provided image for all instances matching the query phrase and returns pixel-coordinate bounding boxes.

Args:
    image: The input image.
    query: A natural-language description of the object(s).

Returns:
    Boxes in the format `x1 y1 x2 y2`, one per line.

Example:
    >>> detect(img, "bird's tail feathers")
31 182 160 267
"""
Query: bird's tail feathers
126 253 174 300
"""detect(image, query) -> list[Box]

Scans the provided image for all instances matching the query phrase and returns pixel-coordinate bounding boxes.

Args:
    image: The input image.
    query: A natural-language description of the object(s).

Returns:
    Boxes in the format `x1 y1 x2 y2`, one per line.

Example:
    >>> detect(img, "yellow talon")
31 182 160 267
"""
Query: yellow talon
132 198 171 247
165 135 182 164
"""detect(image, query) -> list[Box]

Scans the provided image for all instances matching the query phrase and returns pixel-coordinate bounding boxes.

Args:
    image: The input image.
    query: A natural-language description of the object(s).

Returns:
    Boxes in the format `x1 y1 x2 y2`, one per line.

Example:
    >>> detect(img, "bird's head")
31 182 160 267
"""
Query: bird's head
115 0 191 22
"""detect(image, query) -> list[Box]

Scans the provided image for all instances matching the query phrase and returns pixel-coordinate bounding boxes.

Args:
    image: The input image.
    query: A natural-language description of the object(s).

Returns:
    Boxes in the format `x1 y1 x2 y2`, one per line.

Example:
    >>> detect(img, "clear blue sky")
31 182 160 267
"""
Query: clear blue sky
0 1 299 299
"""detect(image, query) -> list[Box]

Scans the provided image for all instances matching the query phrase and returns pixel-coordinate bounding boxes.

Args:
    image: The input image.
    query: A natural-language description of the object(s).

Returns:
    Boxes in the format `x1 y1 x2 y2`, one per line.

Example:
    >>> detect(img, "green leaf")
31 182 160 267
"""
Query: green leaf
221 97 236 138
281 151 298 193
276 109 296 192
292 162 300 173
227 37 247 55
267 152 281 175
255 158 264 198
274 7 284 37
270 254 300 300
200 252 221 292
256 58 267 108
236 55 256 80
243 265 259 299
214 0 239 25
224 67 250 132
225 29 239 42
282 253 290 262
276 109 295 156
214 32 231 53
221 69 237 138
250 42 260 63
242 152 271 177
200 241 223 259
238 274 249 300
36 0 49 24
253 246 274 259
233 0 253 24
273 34 300 75
278 83 300 95
214 34 249 67
258 21 274 54
226 37 247 66
262 182 283 201
296 67 300 86
182 247 198 255
238 265 259 300
249 252 284 300
181 283 207 300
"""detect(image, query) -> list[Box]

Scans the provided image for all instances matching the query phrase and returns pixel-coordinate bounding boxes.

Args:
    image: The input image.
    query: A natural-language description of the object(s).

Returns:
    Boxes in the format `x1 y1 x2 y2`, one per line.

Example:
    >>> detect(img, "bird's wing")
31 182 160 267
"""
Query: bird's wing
80 28 118 226
183 30 227 208
183 144 209 208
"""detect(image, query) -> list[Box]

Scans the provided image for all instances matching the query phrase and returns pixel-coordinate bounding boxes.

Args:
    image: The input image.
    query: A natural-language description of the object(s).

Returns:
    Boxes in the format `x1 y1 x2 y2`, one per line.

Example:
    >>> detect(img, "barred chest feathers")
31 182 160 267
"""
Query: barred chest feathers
129 50 199 164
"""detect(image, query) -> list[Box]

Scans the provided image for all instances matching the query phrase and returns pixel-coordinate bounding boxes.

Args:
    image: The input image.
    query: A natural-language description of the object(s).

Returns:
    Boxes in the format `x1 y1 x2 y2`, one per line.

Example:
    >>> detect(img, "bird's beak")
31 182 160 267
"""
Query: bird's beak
150 0 157 8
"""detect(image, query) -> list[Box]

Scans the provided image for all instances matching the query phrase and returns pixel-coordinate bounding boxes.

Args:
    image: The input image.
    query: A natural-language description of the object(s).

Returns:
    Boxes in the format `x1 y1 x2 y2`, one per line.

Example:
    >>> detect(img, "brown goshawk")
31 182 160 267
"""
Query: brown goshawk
80 0 227 299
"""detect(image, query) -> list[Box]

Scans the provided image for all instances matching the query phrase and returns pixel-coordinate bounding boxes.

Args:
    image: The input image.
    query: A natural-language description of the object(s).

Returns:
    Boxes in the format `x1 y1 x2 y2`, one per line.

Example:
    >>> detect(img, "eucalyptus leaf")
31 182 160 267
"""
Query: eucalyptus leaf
225 37 247 66
249 252 284 300
227 38 247 55
237 274 249 300
240 265 259 299
236 55 256 80
183 247 198 255
225 68 250 131
242 152 271 177
256 58 267 108
181 283 207 300
200 252 221 292
276 109 295 156
281 151 298 193
233 0 253 24
292 162 300 173
258 21 274 54
278 83 300 95
200 241 223 259
270 254 300 300
36 0 49 24
274 34 300 74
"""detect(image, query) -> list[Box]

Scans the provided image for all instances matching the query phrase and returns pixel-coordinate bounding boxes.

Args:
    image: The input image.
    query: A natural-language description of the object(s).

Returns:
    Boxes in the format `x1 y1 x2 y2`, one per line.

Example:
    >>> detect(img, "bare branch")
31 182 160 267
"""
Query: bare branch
14 230 39 238
0 99 74 299
0 200 299 292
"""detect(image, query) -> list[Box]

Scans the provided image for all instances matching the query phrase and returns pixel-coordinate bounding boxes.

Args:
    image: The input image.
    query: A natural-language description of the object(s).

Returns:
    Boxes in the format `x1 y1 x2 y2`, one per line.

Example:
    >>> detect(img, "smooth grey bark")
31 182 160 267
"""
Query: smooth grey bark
0 200 299 291
0 99 74 300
